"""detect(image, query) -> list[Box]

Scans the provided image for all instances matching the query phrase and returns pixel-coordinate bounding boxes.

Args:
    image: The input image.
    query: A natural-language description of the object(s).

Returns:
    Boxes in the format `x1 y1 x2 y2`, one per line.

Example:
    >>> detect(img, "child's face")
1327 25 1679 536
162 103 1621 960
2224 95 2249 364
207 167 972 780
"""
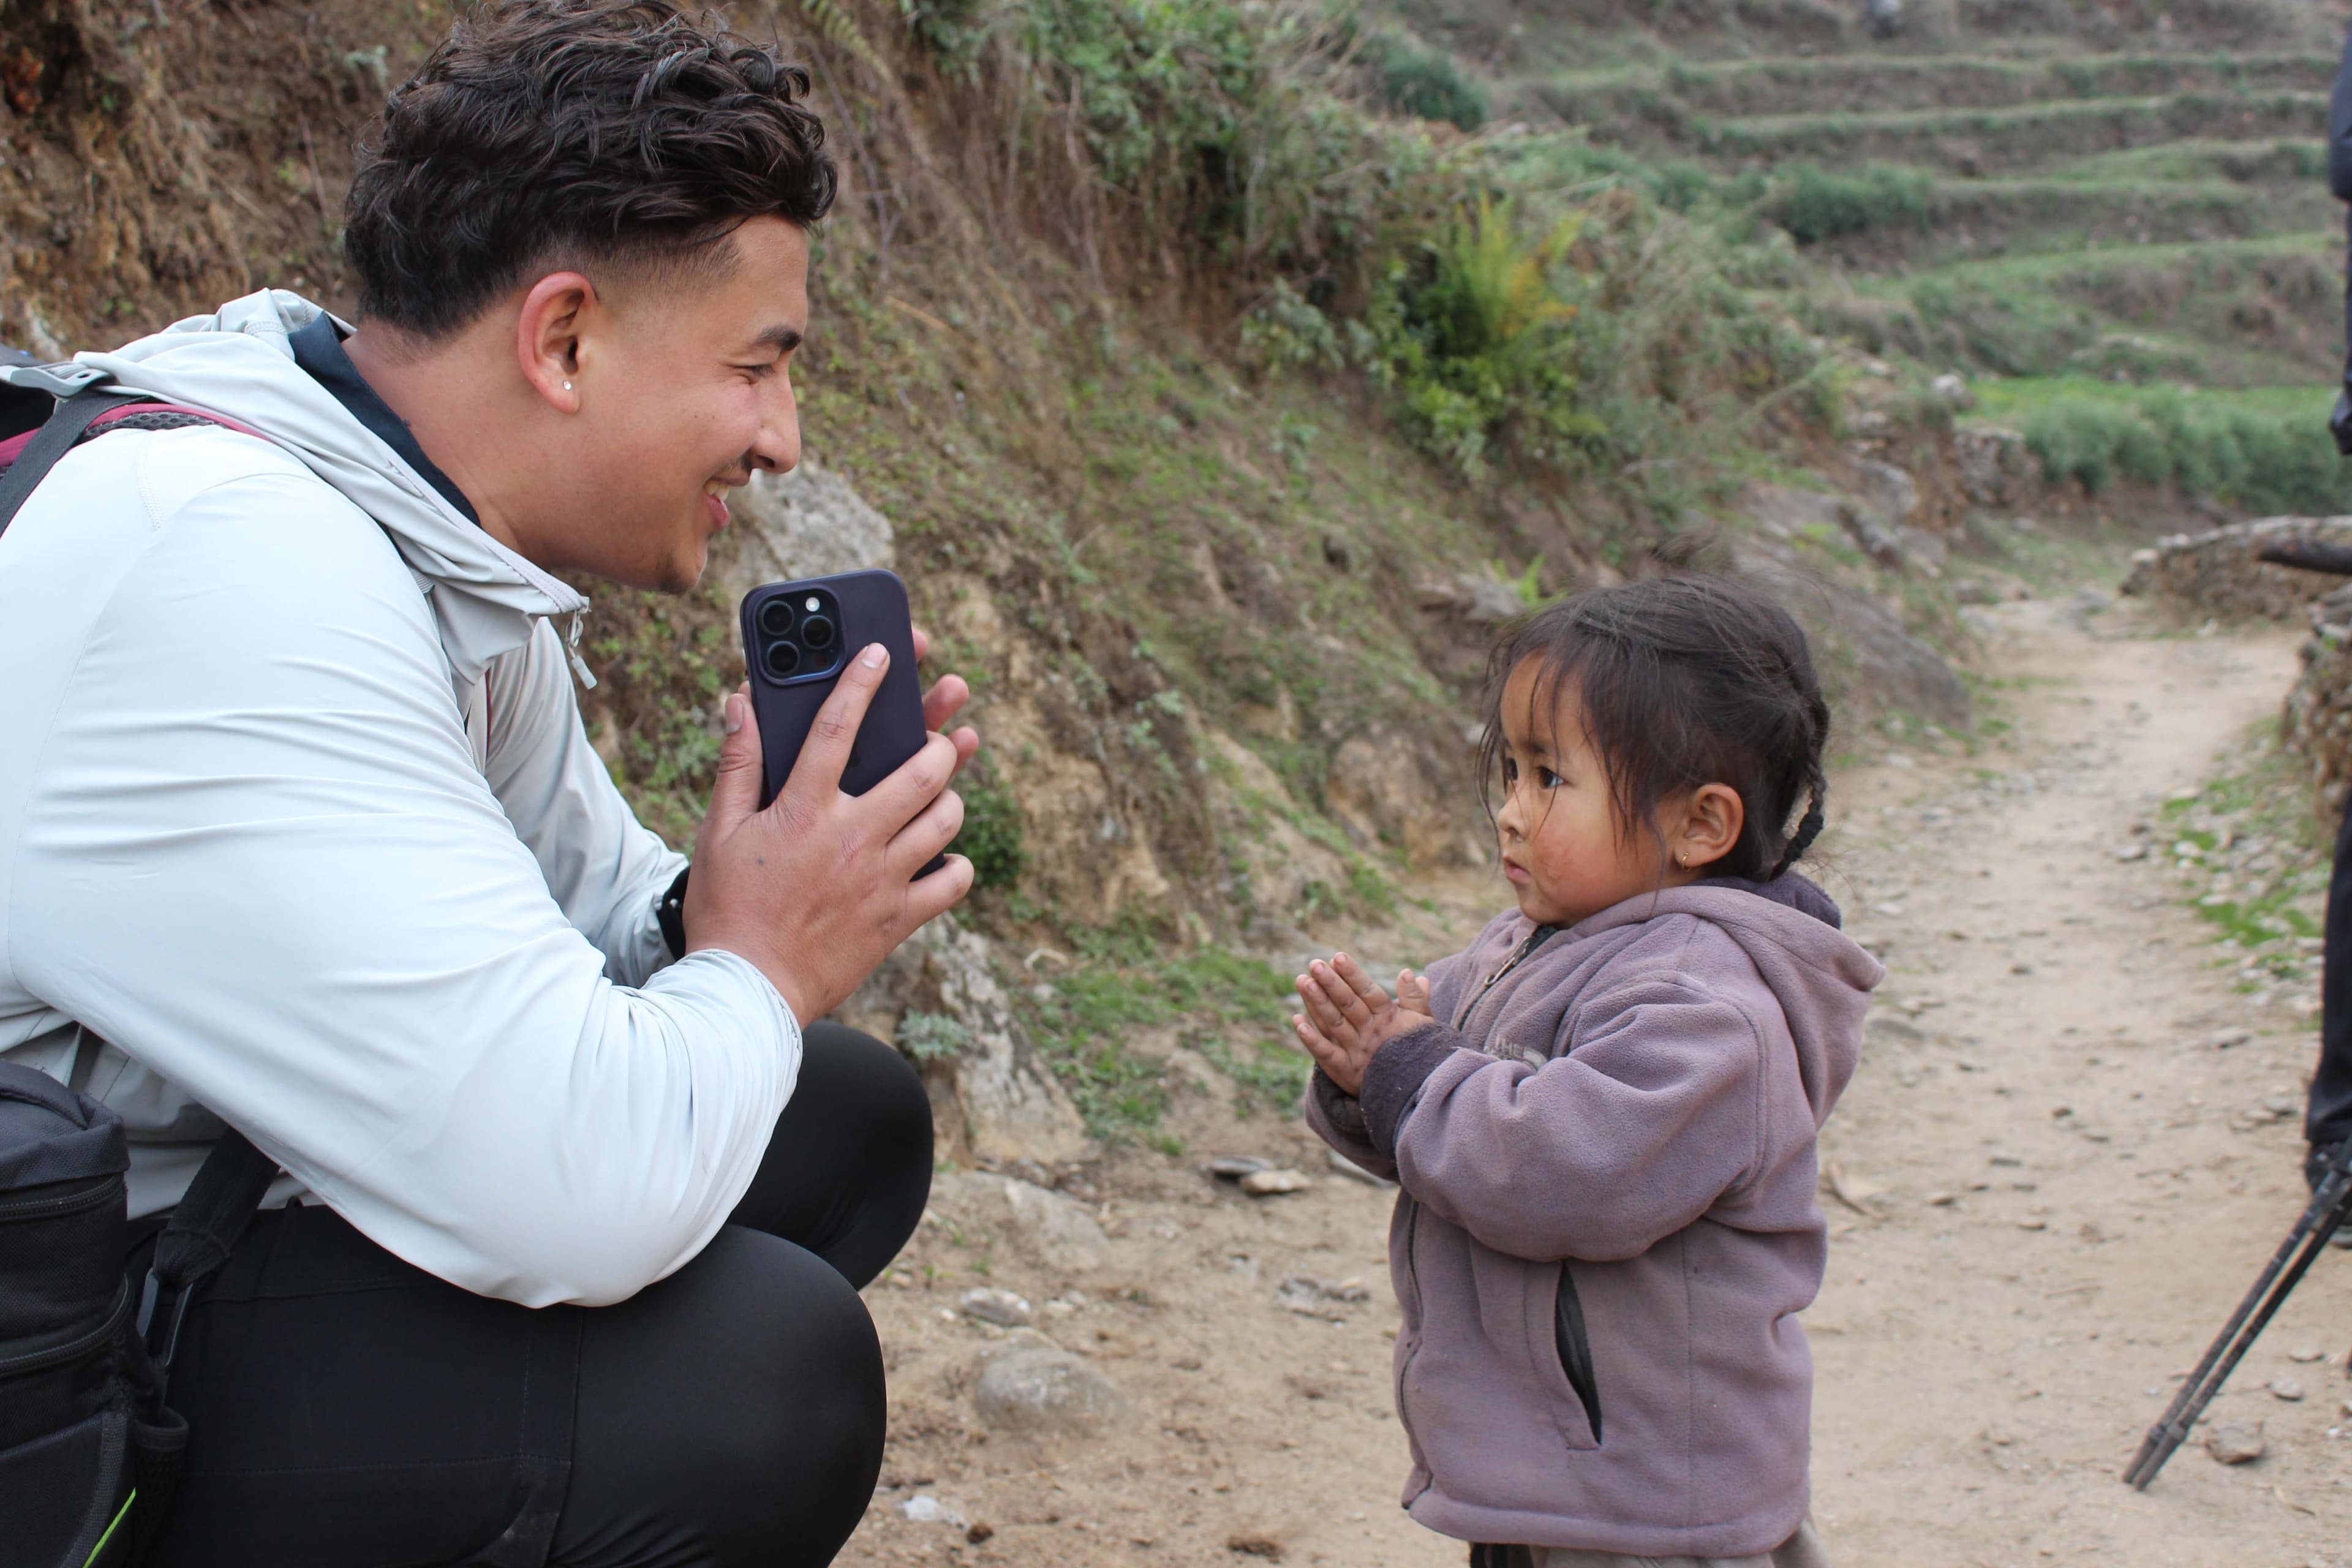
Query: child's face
1493 659 1711 927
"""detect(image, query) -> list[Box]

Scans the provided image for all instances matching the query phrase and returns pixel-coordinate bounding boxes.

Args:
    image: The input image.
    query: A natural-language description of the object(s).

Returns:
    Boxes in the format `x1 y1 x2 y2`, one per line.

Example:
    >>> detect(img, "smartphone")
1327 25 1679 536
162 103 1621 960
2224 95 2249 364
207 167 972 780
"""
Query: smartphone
739 569 946 876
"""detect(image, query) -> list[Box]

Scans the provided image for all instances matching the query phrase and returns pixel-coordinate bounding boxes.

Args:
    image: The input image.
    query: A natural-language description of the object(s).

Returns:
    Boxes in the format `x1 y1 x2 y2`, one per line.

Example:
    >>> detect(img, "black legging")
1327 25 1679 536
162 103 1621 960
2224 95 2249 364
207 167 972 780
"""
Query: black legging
151 1023 932 1568
2311 802 2352 1155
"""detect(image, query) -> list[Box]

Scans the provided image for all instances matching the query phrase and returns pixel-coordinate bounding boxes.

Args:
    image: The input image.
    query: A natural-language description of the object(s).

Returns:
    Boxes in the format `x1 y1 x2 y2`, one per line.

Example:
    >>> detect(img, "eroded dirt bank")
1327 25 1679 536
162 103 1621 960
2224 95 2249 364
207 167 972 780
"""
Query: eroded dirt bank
840 592 2351 1567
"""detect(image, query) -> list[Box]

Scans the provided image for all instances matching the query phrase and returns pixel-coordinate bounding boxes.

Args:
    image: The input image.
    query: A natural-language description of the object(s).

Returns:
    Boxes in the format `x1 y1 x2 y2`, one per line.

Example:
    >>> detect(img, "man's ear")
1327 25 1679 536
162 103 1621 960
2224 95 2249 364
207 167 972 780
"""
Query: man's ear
514 272 597 413
1675 783 1746 872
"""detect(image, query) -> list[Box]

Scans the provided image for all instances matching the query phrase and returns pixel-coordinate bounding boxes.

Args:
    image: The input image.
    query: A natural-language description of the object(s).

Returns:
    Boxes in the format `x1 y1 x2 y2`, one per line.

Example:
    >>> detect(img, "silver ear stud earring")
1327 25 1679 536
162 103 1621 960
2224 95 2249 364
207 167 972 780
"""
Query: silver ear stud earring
563 381 573 391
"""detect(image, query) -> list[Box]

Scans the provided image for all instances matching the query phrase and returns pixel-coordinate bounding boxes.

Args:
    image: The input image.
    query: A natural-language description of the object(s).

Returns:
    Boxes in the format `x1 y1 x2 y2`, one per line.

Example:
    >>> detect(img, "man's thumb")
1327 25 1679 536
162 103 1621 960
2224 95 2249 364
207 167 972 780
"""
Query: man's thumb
707 688 764 826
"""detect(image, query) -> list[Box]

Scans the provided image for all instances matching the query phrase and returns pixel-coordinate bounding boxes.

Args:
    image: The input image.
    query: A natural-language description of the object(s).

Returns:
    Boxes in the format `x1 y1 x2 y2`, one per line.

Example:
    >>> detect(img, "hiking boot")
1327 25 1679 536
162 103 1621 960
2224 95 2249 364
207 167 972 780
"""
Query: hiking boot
2305 1140 2352 1247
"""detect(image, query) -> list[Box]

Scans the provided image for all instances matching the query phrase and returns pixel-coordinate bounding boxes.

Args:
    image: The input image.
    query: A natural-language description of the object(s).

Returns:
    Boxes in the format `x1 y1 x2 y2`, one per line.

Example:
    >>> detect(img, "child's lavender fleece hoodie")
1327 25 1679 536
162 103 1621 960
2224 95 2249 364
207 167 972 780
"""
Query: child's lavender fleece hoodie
1306 878 1880 1558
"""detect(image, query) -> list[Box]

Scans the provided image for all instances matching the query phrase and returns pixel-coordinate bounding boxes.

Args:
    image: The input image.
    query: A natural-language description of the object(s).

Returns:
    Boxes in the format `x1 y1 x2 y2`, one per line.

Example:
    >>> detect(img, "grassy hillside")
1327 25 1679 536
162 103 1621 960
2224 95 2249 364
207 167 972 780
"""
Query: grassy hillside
7 0 2346 1141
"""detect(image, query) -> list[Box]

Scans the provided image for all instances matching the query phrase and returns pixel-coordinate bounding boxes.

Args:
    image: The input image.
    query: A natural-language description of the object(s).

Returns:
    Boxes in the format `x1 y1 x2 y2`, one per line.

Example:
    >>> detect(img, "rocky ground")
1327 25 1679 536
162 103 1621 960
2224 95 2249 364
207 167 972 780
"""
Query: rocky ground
836 586 2352 1567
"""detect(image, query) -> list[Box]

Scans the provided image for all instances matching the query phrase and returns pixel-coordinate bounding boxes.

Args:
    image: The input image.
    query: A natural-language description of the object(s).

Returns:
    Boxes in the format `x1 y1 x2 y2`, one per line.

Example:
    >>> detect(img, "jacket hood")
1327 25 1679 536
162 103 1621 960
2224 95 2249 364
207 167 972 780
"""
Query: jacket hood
74 289 586 687
1571 876 1879 1126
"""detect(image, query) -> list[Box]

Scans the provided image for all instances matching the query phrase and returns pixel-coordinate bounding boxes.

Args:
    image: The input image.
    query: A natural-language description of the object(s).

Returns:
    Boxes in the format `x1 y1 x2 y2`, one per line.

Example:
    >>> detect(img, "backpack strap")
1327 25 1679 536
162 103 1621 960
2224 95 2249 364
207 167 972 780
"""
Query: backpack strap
0 387 144 540
135 1130 277 1379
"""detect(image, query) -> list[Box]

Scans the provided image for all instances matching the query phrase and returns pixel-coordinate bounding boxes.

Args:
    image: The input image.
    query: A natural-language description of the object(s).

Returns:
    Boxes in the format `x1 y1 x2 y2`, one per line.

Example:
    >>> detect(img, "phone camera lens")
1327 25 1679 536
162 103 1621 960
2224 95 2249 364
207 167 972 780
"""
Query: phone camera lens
800 614 837 651
763 640 803 679
756 598 796 639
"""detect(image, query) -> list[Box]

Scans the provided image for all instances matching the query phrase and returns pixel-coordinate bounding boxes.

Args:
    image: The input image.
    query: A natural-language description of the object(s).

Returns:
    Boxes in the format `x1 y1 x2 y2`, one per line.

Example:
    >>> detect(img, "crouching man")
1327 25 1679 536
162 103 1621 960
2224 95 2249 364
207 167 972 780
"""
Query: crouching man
0 1 976 1561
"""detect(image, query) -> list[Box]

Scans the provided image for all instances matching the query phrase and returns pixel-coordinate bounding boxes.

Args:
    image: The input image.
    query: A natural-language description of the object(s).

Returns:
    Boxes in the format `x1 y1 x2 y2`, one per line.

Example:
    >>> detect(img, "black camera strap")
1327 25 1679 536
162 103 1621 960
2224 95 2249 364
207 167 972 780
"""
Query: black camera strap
135 1131 278 1381
0 386 145 539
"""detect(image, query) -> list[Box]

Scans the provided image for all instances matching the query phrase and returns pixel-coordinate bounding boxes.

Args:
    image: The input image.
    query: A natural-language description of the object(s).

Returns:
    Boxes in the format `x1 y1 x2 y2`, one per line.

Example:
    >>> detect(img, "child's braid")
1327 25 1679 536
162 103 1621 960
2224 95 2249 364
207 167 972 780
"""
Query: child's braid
1770 758 1826 878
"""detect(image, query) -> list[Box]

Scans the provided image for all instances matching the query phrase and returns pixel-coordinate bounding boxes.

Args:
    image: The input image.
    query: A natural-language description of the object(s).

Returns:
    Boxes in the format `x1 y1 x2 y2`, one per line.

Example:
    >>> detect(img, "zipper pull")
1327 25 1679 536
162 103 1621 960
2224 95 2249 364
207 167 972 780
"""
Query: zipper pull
565 611 598 690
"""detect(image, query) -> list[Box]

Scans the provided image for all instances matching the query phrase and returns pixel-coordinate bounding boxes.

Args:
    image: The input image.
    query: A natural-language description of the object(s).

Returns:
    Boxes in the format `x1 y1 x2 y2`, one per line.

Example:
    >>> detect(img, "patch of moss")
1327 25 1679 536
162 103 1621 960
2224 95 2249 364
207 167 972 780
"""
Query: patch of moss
1019 938 1307 1138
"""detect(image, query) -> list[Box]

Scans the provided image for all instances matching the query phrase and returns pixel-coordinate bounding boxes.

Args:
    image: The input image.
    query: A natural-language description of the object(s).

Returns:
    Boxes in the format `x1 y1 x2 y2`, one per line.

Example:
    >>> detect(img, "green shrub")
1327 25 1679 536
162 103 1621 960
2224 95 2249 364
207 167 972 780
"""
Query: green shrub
1765 162 1936 246
2025 400 2125 494
1377 35 1487 131
896 1011 973 1061
2022 391 2352 512
924 0 1425 284
1364 194 1602 478
1649 159 1721 214
2063 333 2202 385
952 776 1031 890
899 0 985 56
1239 278 1348 374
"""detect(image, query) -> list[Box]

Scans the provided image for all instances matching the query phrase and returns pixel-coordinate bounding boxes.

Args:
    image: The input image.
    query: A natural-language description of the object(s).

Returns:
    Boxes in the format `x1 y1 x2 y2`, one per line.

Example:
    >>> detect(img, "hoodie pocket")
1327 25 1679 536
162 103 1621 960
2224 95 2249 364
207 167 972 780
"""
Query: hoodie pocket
1551 1261 1603 1446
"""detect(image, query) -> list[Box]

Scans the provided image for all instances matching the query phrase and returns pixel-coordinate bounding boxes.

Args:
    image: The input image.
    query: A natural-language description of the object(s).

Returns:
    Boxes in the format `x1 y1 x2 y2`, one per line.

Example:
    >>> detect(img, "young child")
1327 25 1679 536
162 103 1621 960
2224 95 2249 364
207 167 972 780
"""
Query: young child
1296 576 1881 1568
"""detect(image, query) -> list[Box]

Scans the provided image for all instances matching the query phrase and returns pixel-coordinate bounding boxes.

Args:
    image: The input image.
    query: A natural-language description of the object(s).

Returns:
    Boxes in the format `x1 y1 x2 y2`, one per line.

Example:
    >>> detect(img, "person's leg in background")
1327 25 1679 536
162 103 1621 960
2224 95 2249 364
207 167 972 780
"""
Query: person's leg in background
2305 794 2352 1231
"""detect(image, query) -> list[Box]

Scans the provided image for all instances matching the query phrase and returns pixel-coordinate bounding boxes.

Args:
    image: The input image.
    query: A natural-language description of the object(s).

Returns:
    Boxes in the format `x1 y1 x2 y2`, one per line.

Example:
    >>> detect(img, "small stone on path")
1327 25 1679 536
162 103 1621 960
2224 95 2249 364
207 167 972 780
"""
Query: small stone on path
2288 1346 2326 1363
960 1287 1033 1327
902 1495 966 1526
1240 1169 1311 1196
973 1346 1129 1434
2269 1378 2306 1402
1276 1275 1368 1320
1205 1155 1272 1179
2204 1420 2266 1464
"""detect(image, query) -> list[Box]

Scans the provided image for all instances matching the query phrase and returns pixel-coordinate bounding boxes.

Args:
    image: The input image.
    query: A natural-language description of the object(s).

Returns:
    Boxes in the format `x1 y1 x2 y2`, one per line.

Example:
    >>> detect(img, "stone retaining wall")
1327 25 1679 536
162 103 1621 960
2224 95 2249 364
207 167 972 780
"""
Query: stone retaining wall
2283 584 2352 818
2119 516 2352 623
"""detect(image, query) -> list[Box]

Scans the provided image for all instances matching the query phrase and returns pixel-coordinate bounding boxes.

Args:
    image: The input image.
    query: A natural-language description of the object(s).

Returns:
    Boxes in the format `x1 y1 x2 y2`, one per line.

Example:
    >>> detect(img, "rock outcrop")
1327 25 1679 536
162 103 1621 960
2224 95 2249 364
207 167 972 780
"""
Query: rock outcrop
707 459 897 605
840 918 1091 1167
1954 428 2031 510
973 1343 1130 1436
931 1171 1109 1274
1730 536 1971 726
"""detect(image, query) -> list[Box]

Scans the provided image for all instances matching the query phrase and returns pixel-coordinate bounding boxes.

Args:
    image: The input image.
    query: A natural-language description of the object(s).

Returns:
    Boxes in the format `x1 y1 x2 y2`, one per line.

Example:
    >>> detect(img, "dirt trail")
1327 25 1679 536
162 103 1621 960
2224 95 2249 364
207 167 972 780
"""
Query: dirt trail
1811 596 2349 1564
842 594 2351 1568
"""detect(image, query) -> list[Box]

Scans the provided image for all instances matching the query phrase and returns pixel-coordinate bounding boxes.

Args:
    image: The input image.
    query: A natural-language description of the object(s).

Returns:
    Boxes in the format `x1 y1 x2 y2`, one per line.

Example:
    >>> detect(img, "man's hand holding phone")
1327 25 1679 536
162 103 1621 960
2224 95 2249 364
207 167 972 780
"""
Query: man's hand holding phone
683 634 979 1025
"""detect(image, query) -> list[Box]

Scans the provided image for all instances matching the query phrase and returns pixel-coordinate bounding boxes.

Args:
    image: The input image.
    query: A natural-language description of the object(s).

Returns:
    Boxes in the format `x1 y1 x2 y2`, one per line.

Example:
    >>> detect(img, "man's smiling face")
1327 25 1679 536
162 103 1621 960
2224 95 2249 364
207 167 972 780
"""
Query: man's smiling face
570 216 809 592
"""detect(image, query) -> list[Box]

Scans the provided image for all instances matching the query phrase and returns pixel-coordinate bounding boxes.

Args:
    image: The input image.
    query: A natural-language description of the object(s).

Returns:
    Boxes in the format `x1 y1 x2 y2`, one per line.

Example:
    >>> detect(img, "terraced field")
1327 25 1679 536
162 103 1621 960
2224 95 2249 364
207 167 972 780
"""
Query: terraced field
1509 6 2346 413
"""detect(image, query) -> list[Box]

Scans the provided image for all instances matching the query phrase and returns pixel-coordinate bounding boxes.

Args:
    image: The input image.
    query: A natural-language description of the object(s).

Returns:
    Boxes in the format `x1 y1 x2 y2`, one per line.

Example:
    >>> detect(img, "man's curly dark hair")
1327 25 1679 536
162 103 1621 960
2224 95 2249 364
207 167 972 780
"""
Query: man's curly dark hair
344 0 837 339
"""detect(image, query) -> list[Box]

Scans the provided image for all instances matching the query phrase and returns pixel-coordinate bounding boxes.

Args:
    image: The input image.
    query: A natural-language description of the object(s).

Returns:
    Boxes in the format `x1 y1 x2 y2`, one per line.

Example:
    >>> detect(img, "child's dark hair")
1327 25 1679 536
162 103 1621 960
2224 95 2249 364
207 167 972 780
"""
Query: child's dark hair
1476 575 1830 881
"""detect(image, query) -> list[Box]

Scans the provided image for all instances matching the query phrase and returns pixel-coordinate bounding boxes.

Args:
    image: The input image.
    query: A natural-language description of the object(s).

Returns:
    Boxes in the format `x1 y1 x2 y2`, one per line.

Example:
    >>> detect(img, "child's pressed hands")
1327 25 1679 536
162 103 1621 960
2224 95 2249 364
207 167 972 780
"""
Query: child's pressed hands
1291 952 1434 1096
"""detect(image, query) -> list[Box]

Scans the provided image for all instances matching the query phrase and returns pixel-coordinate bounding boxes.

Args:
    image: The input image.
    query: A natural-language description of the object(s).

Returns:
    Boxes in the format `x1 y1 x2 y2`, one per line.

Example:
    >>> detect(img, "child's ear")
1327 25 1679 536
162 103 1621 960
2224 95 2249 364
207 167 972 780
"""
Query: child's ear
1673 783 1745 872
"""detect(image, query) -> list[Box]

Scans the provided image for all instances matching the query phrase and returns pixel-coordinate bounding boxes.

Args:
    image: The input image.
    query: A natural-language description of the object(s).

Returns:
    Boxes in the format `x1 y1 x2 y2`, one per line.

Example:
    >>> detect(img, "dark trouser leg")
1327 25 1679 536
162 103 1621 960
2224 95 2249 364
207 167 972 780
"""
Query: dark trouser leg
2307 798 2352 1156
726 1021 935 1289
550 1229 886 1568
551 1025 932 1567
154 1024 933 1568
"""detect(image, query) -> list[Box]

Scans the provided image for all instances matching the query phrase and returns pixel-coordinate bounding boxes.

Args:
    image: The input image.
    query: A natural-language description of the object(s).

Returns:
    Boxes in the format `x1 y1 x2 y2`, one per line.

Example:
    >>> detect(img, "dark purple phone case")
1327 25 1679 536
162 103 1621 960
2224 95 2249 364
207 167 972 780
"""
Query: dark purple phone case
739 570 946 876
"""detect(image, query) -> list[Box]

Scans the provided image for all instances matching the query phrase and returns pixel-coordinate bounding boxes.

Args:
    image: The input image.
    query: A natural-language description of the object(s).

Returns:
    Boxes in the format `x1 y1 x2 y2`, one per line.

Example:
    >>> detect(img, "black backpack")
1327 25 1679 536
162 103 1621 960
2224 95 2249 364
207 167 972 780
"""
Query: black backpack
1 354 278 1567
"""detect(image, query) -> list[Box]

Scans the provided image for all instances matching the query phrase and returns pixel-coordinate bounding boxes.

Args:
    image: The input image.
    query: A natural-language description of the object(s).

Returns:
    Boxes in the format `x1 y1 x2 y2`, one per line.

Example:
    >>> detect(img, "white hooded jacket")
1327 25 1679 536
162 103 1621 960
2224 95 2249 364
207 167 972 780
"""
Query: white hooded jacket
0 291 801 1306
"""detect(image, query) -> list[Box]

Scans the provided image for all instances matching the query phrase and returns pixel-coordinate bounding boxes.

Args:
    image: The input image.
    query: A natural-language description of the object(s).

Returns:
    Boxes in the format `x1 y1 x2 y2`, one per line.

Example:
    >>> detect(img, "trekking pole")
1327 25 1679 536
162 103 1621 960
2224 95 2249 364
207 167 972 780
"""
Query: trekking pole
2123 1139 2352 1488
